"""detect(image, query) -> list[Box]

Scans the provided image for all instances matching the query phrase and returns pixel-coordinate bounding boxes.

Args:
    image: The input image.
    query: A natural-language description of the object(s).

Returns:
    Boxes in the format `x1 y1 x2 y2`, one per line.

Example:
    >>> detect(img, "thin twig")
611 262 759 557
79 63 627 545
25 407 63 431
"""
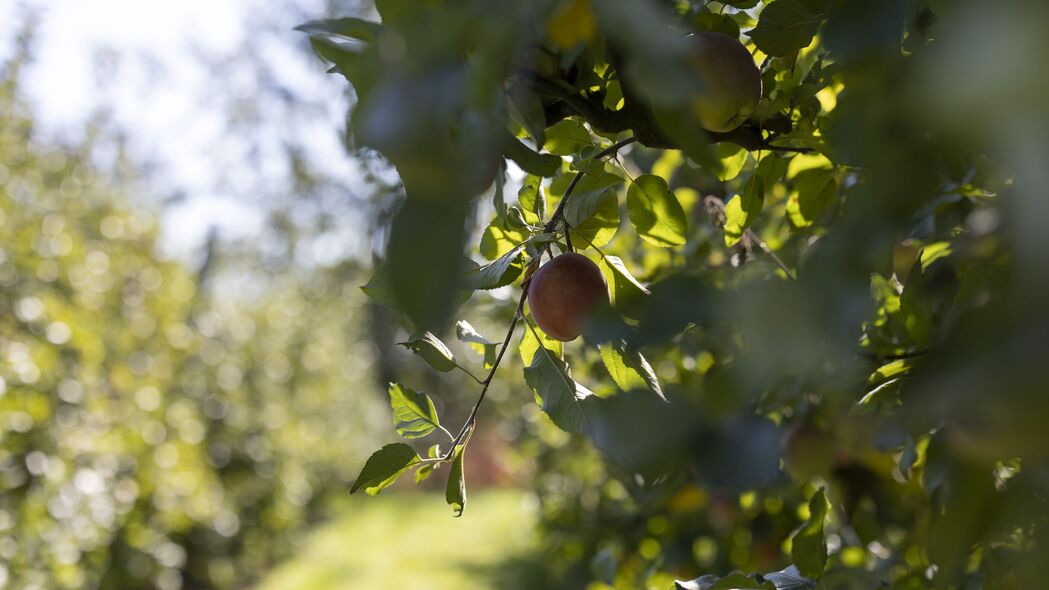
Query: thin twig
442 286 529 461
437 424 456 443
703 195 797 280
544 136 639 235
453 362 485 385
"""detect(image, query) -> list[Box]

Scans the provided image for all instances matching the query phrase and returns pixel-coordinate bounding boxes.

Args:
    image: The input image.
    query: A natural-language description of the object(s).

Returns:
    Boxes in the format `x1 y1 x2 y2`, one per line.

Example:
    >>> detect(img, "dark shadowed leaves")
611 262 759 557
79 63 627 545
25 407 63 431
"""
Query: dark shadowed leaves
790 487 829 578
600 255 650 318
786 169 836 228
507 84 547 146
749 0 829 57
386 199 471 331
523 342 596 434
691 417 782 491
295 17 382 42
503 133 562 177
586 389 693 477
463 242 526 290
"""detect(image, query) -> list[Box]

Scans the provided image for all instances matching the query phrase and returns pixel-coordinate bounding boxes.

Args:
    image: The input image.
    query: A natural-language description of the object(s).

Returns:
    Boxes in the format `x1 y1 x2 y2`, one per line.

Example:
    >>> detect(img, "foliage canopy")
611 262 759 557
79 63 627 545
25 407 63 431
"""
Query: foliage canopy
304 0 1049 587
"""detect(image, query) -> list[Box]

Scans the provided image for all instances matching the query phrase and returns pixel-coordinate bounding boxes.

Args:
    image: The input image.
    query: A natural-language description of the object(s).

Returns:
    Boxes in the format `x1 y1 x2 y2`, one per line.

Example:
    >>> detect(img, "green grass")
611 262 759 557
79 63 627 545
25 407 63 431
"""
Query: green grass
256 489 548 590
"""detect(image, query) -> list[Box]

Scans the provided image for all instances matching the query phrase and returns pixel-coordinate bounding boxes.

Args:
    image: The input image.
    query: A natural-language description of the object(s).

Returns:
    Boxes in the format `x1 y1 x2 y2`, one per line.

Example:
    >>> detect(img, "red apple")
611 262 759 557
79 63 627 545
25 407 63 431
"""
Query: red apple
527 253 609 342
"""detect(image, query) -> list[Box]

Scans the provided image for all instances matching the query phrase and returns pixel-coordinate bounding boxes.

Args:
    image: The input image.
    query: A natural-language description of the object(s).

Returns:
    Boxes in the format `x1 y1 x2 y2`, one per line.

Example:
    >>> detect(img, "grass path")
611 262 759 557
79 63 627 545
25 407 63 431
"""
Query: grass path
256 490 546 590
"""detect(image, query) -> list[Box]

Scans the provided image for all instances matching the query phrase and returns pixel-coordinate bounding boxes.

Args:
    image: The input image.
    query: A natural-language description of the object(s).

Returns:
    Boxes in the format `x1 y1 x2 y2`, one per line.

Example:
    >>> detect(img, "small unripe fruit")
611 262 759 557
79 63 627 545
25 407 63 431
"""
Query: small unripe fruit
527 253 609 342
683 32 763 133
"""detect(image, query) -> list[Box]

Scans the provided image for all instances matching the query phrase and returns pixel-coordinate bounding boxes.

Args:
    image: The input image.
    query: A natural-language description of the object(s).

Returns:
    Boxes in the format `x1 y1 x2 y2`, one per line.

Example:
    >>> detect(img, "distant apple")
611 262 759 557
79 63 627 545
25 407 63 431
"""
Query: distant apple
527 253 609 342
683 32 763 133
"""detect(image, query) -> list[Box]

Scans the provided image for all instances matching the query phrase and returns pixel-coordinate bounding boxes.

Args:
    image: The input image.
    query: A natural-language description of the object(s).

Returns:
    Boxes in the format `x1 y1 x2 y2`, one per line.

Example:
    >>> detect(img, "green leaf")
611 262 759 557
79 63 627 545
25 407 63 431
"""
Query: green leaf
900 264 934 348
445 445 467 516
675 573 775 590
920 241 953 267
493 162 507 223
626 174 687 247
567 182 622 248
710 573 777 590
724 174 764 246
713 143 750 182
748 0 827 58
479 221 529 260
601 255 650 310
603 79 624 110
695 9 742 39
544 119 592 156
519 175 546 225
763 565 818 590
561 172 623 248
869 358 917 384
519 321 564 366
414 463 436 484
295 17 381 42
600 341 666 401
756 153 789 188
374 0 437 24
508 85 547 146
385 198 470 331
786 169 836 228
675 565 814 590
463 243 525 290
388 383 442 439
399 332 456 372
523 342 596 434
361 264 398 308
456 320 498 369
350 443 421 495
503 133 562 177
415 444 441 484
790 487 829 579
563 172 623 227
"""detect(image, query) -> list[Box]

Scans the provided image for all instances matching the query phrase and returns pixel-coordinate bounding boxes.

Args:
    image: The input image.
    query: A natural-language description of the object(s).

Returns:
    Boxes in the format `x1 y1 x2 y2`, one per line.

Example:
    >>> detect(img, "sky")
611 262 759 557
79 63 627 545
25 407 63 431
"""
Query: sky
0 0 367 261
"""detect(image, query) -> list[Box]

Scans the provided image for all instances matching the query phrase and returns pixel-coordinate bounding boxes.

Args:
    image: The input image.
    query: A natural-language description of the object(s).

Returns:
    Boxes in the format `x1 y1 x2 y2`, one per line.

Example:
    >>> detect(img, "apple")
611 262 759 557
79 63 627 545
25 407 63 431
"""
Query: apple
683 32 763 133
527 253 609 342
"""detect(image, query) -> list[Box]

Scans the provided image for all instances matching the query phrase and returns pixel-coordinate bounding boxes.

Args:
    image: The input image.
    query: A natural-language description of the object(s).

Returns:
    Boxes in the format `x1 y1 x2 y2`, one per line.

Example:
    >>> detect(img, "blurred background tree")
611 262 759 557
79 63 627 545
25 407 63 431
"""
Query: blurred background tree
0 8 398 589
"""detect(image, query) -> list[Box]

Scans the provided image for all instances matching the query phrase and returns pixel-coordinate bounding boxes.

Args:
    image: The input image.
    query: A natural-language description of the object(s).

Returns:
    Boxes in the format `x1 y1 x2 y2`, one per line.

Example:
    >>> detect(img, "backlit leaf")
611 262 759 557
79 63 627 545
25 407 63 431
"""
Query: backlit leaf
350 443 421 495
544 119 592 156
445 445 466 516
387 383 442 439
399 332 456 372
600 340 666 401
626 174 687 247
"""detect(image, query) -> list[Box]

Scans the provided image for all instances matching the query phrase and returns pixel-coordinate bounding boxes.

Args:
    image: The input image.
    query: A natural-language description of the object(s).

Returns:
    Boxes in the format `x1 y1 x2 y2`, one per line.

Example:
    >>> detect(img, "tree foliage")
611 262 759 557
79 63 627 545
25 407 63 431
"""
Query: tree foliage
305 0 1049 587
0 70 387 588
